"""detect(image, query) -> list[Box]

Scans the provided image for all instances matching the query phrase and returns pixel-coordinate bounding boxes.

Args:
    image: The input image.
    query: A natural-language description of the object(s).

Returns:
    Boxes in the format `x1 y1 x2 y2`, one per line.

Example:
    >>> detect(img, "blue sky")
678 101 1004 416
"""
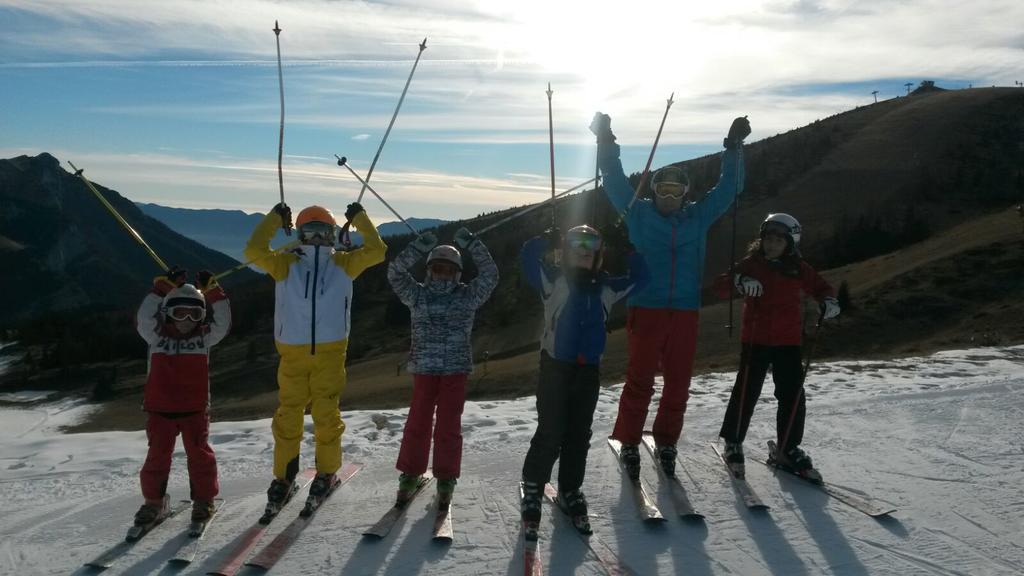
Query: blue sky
1 0 1021 225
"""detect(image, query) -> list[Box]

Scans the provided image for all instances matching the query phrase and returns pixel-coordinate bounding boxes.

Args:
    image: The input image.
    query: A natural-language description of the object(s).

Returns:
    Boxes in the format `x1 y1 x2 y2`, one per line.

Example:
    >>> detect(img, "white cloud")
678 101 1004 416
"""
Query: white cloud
351 134 371 141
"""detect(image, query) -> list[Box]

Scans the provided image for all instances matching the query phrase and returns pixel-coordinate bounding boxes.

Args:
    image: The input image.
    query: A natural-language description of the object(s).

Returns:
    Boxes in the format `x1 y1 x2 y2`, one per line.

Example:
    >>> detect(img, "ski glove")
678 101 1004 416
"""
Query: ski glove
734 274 763 297
723 116 751 149
589 112 617 144
345 202 365 222
822 296 841 320
195 270 218 292
454 227 477 250
153 266 187 296
412 231 438 254
542 227 562 246
272 202 292 230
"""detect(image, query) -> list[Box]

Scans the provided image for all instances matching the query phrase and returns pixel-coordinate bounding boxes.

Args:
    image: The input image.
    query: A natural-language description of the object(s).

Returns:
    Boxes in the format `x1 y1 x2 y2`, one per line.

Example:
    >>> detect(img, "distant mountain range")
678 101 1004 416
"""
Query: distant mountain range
135 203 447 262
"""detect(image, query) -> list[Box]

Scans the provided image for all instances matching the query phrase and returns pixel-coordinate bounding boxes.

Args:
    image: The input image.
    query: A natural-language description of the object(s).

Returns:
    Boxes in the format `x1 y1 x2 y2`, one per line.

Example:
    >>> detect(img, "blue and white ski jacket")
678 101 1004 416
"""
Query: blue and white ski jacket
388 238 499 375
599 142 743 311
521 236 649 365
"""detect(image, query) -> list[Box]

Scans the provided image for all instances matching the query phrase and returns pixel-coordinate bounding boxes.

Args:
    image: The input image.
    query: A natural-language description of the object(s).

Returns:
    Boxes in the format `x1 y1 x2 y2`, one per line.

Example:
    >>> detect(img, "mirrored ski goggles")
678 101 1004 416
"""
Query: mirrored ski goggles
299 221 335 241
566 234 602 251
168 305 205 322
653 182 689 199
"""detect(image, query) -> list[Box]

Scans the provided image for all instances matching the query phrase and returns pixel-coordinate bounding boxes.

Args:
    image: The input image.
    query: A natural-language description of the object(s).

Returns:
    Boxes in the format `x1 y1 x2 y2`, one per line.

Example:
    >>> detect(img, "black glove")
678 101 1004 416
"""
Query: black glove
723 116 751 149
589 112 616 144
153 266 187 295
542 227 562 245
345 202 365 222
195 270 217 291
272 202 292 229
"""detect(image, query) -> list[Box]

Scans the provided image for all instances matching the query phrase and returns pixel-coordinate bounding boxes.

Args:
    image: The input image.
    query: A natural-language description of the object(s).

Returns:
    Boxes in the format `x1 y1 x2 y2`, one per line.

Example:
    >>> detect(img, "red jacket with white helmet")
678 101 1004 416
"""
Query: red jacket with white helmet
136 283 231 413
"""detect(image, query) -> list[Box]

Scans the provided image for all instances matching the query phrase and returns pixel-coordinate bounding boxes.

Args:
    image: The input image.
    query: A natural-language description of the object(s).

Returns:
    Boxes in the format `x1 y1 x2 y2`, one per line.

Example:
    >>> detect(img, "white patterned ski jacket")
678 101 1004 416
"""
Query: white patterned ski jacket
388 238 499 375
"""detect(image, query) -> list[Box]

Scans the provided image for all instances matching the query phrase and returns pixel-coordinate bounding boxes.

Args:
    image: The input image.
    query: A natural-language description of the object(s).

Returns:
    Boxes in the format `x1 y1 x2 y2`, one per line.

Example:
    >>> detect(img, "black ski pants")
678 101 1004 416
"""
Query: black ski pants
719 344 806 452
521 352 600 493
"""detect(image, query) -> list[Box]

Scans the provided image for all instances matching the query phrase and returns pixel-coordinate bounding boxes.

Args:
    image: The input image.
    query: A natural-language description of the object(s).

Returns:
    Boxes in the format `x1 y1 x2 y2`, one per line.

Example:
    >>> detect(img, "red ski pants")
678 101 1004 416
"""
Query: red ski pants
396 373 467 481
611 307 699 446
140 411 218 501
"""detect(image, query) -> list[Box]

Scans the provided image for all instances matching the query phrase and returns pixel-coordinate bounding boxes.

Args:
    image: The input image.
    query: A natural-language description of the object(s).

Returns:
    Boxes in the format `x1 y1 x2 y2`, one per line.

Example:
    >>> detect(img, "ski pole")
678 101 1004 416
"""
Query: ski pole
726 144 745 337
475 177 597 236
67 161 168 271
732 298 758 444
212 240 301 281
616 92 674 223
546 82 555 229
336 155 418 236
357 37 427 203
591 140 600 223
273 21 292 236
778 306 825 455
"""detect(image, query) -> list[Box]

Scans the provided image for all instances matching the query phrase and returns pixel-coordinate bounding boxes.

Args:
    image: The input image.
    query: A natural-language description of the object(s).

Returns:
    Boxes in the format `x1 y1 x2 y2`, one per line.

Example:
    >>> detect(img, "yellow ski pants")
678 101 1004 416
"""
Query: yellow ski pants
272 340 347 478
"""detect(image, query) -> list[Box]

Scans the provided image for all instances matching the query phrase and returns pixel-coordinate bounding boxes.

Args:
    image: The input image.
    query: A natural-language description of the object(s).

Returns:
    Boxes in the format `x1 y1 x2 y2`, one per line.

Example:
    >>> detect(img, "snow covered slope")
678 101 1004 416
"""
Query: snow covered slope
2 346 1023 575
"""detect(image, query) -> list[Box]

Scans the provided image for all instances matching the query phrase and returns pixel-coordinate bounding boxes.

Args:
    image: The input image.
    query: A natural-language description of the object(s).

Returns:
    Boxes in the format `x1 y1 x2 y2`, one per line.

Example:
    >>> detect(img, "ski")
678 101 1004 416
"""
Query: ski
206 468 317 576
244 462 362 570
760 441 896 518
83 499 191 570
641 433 704 520
362 475 434 539
431 499 454 542
519 483 543 576
711 443 770 511
544 484 632 576
606 438 665 522
167 498 225 565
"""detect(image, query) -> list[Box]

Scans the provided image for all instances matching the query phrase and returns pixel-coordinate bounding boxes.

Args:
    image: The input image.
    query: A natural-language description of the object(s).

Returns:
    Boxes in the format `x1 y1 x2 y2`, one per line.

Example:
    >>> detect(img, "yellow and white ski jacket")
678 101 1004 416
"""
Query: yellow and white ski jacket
244 210 387 355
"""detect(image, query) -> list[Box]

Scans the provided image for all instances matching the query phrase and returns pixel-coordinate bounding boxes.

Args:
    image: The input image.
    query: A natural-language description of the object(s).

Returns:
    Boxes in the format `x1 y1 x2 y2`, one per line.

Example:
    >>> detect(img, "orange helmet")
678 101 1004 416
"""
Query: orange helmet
295 205 337 227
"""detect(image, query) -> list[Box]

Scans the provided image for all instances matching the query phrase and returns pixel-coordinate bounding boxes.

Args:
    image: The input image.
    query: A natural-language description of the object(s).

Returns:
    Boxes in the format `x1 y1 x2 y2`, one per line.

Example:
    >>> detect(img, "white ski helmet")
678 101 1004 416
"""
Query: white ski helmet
162 283 206 321
760 213 802 245
426 244 462 283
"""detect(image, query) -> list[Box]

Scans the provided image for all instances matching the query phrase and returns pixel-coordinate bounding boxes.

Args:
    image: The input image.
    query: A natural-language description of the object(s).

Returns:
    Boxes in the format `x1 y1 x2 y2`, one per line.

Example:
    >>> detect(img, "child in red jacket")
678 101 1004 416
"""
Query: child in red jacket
133 268 231 533
715 213 839 481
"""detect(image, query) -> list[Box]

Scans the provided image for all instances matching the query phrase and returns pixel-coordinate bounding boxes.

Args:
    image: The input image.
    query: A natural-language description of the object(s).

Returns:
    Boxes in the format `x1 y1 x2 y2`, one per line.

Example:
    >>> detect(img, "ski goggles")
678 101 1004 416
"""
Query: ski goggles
653 182 689 199
299 221 335 242
566 234 602 251
761 221 791 238
428 260 459 275
168 305 205 322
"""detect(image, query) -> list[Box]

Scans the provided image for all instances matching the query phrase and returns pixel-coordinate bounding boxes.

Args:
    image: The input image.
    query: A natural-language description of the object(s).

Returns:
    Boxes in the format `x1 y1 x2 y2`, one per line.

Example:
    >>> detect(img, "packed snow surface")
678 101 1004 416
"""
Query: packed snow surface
2 345 1023 575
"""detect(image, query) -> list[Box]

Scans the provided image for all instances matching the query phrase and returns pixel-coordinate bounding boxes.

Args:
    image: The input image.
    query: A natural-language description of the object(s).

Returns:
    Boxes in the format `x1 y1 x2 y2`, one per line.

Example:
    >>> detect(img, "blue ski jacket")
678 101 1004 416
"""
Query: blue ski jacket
599 142 743 311
521 236 649 365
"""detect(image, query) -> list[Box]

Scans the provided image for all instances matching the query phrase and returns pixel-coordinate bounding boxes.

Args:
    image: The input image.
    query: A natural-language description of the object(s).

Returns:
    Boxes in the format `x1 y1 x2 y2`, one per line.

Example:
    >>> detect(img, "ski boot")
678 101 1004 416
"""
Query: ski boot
723 441 746 479
191 500 216 523
520 480 543 523
560 488 592 535
128 495 170 541
260 477 296 524
655 443 678 477
396 473 422 507
189 500 216 536
619 443 641 482
436 478 456 511
301 472 339 517
770 444 822 484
